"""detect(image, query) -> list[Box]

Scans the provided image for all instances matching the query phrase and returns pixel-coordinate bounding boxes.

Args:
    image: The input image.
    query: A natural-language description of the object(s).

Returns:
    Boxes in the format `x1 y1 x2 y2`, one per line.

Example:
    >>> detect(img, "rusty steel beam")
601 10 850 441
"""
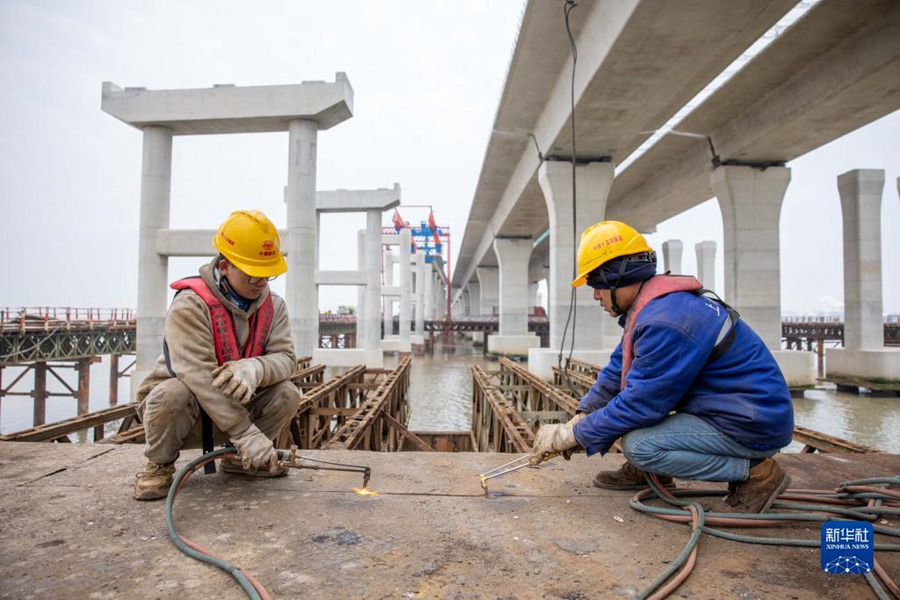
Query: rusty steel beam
552 367 596 400
291 364 325 389
298 365 366 411
471 365 535 453
499 357 579 416
98 425 145 445
793 426 881 454
290 365 367 449
380 411 434 452
0 403 139 443
324 355 411 450
566 358 601 379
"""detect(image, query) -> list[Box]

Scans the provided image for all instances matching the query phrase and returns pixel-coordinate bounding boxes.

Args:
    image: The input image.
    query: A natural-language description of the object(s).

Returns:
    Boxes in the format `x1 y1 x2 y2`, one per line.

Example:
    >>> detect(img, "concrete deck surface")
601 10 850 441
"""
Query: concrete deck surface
1 442 897 599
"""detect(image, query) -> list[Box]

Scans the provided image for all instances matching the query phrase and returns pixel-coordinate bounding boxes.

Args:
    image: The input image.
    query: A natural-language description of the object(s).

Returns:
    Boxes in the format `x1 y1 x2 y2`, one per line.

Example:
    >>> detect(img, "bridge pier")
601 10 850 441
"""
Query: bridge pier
712 164 816 389
695 241 717 293
529 160 614 381
134 125 172 399
489 237 539 356
827 169 900 392
661 239 683 274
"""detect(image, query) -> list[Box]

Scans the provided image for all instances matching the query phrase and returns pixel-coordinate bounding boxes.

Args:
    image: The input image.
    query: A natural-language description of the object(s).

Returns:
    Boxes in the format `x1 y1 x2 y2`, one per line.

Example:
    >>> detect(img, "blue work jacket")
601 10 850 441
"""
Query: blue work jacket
572 291 794 456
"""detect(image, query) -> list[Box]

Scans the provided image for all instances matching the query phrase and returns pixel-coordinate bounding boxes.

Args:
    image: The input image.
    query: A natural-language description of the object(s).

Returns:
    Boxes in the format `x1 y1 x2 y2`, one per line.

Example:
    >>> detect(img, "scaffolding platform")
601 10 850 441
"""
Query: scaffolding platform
0 442 897 599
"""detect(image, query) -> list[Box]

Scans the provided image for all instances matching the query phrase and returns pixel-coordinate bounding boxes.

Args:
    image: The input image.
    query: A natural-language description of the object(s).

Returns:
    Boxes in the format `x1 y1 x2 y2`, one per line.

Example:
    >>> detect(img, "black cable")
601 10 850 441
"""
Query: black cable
526 133 544 163
557 0 580 388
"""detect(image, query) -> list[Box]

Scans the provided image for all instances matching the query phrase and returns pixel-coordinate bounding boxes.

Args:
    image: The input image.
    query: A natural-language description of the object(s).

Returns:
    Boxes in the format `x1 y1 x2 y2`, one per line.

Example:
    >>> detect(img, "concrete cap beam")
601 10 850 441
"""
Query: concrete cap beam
315 184 401 213
315 270 368 286
155 229 215 257
101 73 354 134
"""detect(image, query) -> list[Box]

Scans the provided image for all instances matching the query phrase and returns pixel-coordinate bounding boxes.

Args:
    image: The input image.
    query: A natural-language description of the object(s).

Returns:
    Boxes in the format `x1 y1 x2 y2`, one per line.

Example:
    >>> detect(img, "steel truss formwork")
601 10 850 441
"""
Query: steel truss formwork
471 365 535 453
323 355 412 451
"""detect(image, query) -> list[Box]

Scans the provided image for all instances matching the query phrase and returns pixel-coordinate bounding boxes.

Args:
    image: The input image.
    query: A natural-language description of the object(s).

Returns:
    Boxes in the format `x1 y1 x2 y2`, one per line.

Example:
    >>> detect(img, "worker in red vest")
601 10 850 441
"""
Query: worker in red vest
529 221 794 513
133 210 301 501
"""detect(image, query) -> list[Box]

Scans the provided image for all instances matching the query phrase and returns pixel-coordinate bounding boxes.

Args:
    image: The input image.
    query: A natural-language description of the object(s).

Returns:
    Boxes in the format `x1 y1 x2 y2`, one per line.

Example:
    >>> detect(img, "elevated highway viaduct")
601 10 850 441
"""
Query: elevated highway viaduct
450 0 900 386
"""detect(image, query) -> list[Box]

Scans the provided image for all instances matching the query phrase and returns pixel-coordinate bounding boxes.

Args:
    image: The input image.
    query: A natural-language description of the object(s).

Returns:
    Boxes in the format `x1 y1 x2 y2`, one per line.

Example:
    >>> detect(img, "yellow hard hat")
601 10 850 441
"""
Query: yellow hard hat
571 221 653 287
213 210 287 278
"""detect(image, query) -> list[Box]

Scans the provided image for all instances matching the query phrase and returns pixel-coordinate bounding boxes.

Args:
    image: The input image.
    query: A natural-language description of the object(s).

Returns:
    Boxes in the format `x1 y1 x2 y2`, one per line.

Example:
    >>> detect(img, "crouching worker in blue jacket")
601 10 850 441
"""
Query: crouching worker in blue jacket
529 220 794 513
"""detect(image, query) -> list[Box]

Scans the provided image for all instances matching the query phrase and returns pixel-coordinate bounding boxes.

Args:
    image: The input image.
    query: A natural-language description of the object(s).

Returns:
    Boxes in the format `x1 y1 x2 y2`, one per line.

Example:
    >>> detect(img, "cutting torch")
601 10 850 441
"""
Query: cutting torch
276 445 372 489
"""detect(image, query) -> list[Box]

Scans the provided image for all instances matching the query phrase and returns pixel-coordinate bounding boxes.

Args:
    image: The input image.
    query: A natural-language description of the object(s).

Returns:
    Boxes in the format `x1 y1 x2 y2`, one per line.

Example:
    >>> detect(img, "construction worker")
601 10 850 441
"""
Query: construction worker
529 221 794 513
133 210 302 501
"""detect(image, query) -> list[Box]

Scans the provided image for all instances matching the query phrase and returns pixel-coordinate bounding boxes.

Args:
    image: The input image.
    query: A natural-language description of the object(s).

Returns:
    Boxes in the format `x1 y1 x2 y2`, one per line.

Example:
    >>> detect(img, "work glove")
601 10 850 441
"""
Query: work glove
230 423 279 473
529 413 586 467
212 358 264 404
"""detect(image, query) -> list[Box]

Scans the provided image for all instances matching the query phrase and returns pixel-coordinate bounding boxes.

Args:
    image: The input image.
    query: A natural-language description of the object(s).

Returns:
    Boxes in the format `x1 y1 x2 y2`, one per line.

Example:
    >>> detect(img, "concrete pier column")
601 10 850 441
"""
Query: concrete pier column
838 169 885 350
365 210 383 357
434 271 444 318
133 125 173 397
537 161 613 350
414 251 426 332
466 281 482 342
529 282 539 313
286 119 319 358
662 240 683 274
399 228 412 348
356 229 367 348
490 237 539 355
424 263 435 319
383 250 395 336
712 165 814 389
695 241 717 292
531 161 614 380
468 282 481 316
476 267 499 316
827 169 898 389
712 165 790 350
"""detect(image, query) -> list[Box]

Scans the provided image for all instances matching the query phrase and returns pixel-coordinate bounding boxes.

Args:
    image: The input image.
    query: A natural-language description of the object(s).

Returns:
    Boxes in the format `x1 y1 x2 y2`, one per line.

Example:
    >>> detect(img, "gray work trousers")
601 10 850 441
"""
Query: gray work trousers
138 378 301 465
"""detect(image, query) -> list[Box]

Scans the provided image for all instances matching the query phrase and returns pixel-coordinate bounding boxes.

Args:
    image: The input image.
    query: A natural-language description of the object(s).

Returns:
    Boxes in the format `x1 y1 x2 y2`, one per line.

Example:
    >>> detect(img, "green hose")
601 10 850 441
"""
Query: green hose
632 475 900 599
165 447 263 600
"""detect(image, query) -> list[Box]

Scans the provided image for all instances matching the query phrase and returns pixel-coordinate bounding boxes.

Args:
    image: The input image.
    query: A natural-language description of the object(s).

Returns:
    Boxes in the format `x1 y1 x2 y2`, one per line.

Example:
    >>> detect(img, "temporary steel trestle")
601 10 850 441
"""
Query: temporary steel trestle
471 365 535 453
471 357 583 453
323 355 412 451
2 351 885 456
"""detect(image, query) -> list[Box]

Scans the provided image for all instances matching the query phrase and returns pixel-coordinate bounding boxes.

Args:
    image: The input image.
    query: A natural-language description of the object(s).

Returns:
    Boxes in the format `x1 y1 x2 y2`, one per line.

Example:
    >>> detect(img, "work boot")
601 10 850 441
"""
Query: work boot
133 461 176 501
719 458 791 513
220 457 288 478
592 461 675 490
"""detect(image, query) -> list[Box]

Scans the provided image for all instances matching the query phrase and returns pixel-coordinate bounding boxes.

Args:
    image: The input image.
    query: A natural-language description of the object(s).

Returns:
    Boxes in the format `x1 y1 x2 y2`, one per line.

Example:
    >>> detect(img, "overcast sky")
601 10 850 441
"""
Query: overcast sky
1 0 897 315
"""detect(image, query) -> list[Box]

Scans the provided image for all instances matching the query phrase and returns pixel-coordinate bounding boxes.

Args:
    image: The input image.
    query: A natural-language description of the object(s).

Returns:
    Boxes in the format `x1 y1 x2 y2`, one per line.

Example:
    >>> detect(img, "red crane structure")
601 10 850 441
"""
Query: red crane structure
383 205 451 318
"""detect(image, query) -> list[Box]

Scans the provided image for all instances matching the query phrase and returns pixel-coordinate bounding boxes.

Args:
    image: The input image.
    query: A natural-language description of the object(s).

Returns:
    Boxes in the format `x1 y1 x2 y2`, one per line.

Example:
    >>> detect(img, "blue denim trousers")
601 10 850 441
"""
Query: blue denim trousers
621 413 780 482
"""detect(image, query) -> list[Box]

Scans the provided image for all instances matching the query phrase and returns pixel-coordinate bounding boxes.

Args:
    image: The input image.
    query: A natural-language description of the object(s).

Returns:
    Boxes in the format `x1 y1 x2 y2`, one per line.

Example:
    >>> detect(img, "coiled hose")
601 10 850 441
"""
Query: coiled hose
631 474 900 600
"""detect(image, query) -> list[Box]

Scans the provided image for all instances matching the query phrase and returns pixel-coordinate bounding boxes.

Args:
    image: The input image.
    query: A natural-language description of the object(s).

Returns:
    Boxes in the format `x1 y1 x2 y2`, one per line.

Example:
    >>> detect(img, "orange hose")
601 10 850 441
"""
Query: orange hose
647 504 700 600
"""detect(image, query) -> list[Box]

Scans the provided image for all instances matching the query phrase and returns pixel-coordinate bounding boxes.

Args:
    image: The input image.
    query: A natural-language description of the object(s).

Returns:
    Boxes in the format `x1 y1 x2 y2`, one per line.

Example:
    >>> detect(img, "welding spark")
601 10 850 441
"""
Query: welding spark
353 487 380 497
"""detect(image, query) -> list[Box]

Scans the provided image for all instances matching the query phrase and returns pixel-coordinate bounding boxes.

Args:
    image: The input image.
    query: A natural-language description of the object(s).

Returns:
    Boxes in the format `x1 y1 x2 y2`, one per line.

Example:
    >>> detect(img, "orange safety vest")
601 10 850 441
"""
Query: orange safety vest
620 275 703 388
170 277 274 365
